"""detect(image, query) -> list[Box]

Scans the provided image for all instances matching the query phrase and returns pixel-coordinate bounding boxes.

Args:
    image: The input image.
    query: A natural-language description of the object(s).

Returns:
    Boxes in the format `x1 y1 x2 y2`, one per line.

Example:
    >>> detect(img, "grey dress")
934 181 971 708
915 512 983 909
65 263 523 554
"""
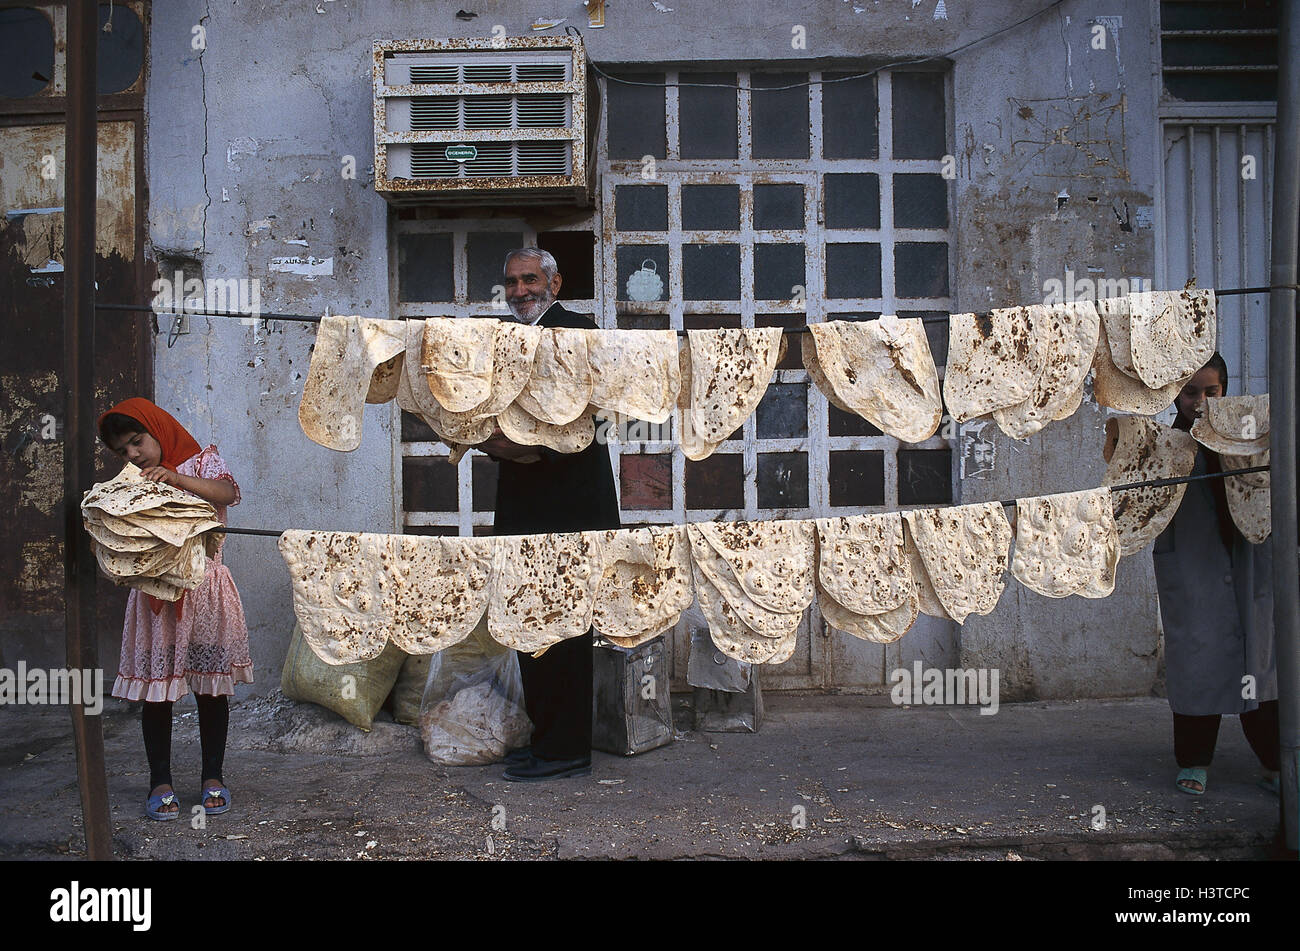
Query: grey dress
1152 449 1277 716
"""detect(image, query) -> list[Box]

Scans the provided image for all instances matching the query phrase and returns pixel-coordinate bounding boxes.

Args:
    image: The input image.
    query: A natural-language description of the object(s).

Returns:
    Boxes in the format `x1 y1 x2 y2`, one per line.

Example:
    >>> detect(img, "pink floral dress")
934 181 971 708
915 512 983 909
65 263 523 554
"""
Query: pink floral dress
111 446 254 702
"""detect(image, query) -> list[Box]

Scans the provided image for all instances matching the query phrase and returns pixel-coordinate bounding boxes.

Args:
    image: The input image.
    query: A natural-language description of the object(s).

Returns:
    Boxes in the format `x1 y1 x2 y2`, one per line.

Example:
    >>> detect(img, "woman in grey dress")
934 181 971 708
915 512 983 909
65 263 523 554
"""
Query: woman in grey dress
1152 353 1279 795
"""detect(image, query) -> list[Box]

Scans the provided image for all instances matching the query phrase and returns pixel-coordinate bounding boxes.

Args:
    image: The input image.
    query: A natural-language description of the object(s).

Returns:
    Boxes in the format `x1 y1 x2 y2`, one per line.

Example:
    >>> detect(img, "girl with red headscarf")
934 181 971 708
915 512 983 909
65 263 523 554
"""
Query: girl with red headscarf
98 398 252 820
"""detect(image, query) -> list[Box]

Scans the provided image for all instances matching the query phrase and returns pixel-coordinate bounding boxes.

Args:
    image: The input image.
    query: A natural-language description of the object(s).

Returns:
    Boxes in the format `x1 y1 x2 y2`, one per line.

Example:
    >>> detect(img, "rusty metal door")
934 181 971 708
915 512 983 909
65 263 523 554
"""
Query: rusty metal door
0 1 152 671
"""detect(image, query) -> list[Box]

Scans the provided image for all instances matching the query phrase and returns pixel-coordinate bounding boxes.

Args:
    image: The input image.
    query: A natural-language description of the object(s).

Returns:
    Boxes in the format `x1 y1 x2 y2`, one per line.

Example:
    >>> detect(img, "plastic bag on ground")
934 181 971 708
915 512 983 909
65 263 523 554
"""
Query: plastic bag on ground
419 615 532 765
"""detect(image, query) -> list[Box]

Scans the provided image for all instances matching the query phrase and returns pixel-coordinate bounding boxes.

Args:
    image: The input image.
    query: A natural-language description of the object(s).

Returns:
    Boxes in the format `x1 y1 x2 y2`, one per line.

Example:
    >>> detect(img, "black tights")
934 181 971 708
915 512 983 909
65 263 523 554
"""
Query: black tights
141 694 229 790
1173 700 1280 771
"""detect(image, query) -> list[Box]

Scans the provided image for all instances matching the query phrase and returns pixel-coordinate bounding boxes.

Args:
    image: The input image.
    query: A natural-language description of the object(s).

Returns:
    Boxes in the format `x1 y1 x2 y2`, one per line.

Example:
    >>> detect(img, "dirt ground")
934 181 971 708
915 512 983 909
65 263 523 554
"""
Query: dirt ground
0 692 1287 861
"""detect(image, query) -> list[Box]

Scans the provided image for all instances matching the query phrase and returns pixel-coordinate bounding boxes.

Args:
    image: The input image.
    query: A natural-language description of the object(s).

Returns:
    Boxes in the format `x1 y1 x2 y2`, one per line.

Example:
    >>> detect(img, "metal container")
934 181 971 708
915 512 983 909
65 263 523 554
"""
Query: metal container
591 638 674 756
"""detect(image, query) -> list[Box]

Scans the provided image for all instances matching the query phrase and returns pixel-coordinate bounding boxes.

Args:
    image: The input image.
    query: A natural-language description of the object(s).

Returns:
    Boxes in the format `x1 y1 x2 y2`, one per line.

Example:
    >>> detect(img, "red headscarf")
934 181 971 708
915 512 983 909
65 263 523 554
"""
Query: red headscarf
99 398 201 472
98 398 203 618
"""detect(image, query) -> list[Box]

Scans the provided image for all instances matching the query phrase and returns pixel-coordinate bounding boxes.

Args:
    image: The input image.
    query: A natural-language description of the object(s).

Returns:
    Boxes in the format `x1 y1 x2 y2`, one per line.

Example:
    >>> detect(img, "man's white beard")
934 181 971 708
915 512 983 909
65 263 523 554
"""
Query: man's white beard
507 287 555 323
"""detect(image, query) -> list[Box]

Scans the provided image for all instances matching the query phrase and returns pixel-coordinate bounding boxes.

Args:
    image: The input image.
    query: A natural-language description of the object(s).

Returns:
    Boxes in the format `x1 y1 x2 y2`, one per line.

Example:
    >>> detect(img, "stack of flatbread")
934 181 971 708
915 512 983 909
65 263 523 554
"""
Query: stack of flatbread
687 520 815 663
81 463 222 601
1102 416 1197 555
901 502 1013 623
804 316 942 442
278 529 495 664
592 526 694 647
299 315 408 451
1191 394 1271 543
991 301 1099 439
1091 290 1217 414
1010 488 1120 598
814 514 918 642
678 328 783 460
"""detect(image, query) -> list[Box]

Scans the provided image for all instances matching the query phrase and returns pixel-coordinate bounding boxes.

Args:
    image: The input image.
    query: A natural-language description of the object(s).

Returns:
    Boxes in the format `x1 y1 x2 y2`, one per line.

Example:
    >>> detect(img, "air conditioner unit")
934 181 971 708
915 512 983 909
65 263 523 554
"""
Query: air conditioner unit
373 36 597 207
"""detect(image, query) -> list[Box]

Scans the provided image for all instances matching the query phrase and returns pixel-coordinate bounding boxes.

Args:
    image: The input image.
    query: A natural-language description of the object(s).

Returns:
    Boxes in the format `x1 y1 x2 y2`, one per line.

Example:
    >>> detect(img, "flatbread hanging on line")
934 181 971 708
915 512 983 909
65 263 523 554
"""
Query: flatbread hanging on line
420 317 498 413
817 583 919 644
1191 394 1270 455
1090 315 1184 415
278 530 395 665
678 327 782 460
902 527 951 620
943 306 1047 423
805 316 943 443
902 502 1012 623
1010 488 1120 599
692 565 799 665
386 535 495 654
814 513 913 616
1127 289 1217 389
497 400 596 453
397 322 496 445
1101 415 1197 556
685 522 812 639
993 301 1100 439
299 316 408 451
513 327 594 426
587 329 681 425
487 531 605 653
591 526 693 646
1097 295 1139 379
802 328 855 414
1222 450 1271 543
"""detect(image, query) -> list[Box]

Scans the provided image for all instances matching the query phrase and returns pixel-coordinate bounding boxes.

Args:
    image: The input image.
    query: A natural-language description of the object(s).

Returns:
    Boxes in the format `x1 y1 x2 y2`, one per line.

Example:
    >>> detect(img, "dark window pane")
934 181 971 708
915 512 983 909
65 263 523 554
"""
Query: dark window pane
683 244 740 301
404 526 458 537
618 314 671 331
757 313 803 369
758 453 809 509
621 454 673 510
607 72 666 159
680 72 738 159
467 232 524 301
401 410 437 442
617 245 669 302
825 243 881 299
403 456 458 512
895 242 949 298
398 233 454 302
822 71 878 159
752 73 809 159
829 450 885 506
615 185 668 231
754 184 804 230
756 383 808 439
753 244 805 301
471 456 498 511
0 8 54 97
893 174 949 229
97 4 144 94
827 403 883 437
891 72 946 159
825 173 880 229
898 449 952 502
686 453 744 509
538 231 595 299
684 314 741 330
899 310 948 366
682 185 740 231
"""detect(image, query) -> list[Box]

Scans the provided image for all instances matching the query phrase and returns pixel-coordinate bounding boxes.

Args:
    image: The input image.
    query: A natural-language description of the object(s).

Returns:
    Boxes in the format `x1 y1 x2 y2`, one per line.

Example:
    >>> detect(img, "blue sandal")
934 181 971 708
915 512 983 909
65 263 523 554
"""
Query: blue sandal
146 789 180 821
1176 767 1207 795
200 783 231 816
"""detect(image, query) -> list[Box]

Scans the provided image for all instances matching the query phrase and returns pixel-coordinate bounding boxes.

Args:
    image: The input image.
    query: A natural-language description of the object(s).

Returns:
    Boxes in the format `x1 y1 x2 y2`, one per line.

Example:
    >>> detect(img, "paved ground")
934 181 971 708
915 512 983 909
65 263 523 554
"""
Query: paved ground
0 693 1288 860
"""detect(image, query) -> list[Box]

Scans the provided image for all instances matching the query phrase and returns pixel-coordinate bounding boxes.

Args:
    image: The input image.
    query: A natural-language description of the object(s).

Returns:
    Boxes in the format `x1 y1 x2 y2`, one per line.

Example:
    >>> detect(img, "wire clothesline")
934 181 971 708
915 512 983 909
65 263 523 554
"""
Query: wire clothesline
200 464 1271 538
95 284 1299 335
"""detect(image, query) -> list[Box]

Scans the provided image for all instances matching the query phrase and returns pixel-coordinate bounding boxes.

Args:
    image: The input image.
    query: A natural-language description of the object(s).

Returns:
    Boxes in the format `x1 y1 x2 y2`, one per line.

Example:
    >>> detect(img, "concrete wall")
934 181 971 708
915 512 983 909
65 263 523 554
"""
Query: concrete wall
144 0 1165 698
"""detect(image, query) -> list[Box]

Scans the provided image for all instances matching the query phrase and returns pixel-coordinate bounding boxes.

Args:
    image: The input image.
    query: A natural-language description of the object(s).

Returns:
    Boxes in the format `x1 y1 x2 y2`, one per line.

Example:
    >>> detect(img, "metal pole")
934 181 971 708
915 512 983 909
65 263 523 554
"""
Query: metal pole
1269 0 1300 854
64 0 112 860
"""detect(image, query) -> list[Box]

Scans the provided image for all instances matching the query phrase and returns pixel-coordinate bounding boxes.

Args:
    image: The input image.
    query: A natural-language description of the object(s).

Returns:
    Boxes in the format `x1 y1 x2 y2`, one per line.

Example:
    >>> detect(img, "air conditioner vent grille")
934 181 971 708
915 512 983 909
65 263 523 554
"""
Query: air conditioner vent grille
408 141 570 179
